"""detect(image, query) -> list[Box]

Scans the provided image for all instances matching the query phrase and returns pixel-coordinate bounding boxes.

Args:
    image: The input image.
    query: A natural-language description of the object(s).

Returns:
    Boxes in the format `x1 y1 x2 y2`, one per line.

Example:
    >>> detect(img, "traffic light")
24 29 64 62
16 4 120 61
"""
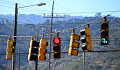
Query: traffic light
6 39 13 60
80 28 92 51
69 32 80 56
53 37 61 59
100 21 109 45
28 40 39 61
38 38 48 60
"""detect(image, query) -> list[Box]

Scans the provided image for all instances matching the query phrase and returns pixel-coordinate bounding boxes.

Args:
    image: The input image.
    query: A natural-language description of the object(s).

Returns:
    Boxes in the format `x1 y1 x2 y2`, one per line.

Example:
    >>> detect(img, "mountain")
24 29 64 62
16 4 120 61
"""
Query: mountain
0 14 84 25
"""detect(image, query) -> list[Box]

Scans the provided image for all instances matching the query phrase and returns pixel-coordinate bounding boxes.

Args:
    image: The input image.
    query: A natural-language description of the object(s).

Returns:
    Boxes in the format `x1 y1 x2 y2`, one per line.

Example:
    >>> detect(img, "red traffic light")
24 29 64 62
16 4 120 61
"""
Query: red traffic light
53 38 60 44
53 37 61 59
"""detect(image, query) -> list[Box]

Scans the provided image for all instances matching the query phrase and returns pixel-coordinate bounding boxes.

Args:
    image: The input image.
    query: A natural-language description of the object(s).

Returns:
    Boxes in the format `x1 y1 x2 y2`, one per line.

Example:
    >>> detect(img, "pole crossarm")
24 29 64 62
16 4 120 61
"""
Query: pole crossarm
43 14 65 18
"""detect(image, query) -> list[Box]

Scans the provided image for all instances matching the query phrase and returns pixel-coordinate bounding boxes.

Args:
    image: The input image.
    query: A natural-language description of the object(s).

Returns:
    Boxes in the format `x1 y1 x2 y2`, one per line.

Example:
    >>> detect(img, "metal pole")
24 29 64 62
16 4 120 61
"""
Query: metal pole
49 1 54 70
83 51 85 70
54 60 56 70
12 3 18 70
35 32 39 70
18 48 20 70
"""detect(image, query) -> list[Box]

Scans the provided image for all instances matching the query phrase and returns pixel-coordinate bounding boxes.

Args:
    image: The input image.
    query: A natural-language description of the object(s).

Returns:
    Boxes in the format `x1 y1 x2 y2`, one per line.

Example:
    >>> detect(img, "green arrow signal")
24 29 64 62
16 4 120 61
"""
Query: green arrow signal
102 38 108 44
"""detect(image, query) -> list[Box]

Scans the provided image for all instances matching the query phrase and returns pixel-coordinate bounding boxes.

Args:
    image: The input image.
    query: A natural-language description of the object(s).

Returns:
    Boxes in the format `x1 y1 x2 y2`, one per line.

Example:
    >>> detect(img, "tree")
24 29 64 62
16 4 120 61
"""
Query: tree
44 19 50 24
95 12 101 17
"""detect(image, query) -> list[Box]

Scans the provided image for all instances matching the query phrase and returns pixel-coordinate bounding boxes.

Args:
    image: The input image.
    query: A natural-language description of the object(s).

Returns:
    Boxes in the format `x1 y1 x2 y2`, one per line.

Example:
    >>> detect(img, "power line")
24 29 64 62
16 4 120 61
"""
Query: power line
1 0 120 15
1 0 15 4
18 12 34 24
0 7 120 39
53 11 120 15
0 4 13 9
1 50 120 55
0 1 14 6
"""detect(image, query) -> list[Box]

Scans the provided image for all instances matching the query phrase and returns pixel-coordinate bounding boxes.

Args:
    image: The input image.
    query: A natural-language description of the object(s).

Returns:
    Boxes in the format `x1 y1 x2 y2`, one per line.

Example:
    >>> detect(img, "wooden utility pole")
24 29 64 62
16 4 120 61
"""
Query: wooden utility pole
47 1 65 70
35 32 39 70
12 3 18 70
18 48 20 70
43 1 65 70
49 1 54 70
83 51 85 70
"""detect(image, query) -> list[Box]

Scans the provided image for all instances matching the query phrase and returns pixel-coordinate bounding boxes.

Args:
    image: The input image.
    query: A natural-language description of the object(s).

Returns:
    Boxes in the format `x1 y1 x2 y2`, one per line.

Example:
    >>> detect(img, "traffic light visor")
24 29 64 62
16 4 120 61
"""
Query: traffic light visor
53 45 60 51
101 30 108 36
101 22 108 29
82 44 87 51
81 37 86 43
54 52 60 58
80 29 85 36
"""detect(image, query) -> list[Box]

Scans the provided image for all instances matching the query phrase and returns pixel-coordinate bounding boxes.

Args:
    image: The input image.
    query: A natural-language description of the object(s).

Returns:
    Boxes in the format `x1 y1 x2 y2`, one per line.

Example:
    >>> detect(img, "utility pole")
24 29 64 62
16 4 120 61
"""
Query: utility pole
83 51 85 70
49 1 54 70
18 48 20 70
35 32 39 70
12 3 18 70
43 1 65 70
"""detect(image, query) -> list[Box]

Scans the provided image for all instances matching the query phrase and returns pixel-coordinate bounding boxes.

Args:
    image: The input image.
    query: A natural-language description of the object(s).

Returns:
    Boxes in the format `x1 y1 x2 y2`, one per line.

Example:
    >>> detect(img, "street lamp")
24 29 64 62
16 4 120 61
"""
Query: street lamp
12 2 46 70
18 2 46 8
38 3 46 6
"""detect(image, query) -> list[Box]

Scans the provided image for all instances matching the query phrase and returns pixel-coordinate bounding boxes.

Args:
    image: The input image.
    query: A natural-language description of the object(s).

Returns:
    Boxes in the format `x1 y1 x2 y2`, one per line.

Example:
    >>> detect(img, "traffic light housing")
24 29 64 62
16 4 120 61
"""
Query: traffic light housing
69 33 80 56
80 28 92 51
28 40 39 61
38 38 48 60
53 37 61 59
100 21 109 45
6 39 13 60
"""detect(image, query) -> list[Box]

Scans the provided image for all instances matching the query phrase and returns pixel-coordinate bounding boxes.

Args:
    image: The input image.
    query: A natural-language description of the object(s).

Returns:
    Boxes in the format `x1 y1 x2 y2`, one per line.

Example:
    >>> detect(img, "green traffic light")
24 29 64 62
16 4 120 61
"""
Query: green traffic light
100 21 109 45
101 38 109 45
102 38 108 44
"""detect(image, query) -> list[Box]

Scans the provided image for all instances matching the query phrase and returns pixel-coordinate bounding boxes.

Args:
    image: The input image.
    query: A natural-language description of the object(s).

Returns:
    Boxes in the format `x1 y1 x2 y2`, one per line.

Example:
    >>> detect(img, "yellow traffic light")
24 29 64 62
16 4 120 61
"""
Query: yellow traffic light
6 39 13 60
69 47 78 56
85 28 90 35
87 44 92 51
38 38 47 60
100 21 109 45
69 30 80 56
28 39 39 61
86 35 92 51
53 37 61 59
80 28 92 51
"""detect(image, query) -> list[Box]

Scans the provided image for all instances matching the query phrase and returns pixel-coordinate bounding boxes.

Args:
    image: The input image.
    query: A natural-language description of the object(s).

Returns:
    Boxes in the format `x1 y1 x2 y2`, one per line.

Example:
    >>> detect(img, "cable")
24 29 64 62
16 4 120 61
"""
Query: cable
1 0 15 4
0 1 14 6
0 35 33 38
0 35 9 37
50 14 111 35
108 9 120 16
18 12 34 24
1 50 120 55
0 9 120 38
48 10 120 36
49 0 120 15
0 4 13 9
0 17 32 24
53 10 120 15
